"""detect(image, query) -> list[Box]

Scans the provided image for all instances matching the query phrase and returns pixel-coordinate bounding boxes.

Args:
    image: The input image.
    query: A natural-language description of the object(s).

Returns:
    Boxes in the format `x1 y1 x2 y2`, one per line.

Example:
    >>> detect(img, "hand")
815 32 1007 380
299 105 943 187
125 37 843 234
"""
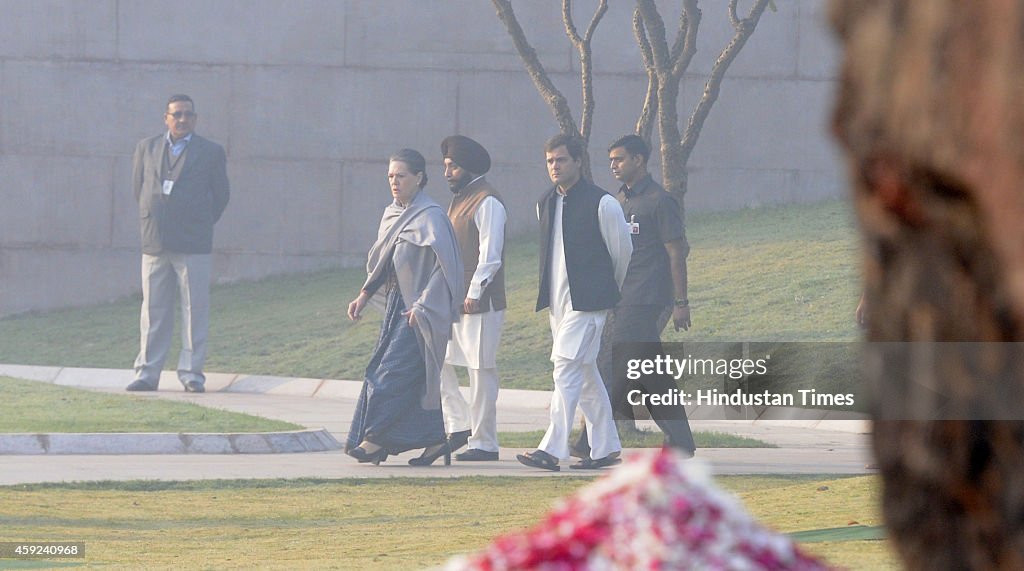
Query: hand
402 307 419 327
347 292 368 321
855 293 867 329
672 305 691 332
463 297 481 314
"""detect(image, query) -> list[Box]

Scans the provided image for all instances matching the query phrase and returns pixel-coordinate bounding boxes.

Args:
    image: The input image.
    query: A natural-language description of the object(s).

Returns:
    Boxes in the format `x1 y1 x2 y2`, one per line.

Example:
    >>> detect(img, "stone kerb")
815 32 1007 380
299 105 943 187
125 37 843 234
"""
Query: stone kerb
0 430 341 455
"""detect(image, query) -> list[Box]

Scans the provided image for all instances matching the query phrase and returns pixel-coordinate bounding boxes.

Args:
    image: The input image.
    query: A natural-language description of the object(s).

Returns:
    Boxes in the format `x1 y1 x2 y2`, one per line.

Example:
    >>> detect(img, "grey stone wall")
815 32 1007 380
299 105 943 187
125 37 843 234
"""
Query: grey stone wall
0 0 842 316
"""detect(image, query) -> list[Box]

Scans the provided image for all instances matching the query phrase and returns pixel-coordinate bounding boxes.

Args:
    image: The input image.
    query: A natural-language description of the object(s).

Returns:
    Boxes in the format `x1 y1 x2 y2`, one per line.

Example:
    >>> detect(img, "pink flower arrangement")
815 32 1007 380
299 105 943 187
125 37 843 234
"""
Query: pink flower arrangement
443 448 831 570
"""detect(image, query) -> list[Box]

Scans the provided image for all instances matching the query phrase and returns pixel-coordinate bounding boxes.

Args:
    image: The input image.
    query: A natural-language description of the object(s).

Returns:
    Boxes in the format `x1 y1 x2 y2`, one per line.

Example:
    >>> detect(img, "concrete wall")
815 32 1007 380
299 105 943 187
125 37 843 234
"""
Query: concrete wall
0 0 842 316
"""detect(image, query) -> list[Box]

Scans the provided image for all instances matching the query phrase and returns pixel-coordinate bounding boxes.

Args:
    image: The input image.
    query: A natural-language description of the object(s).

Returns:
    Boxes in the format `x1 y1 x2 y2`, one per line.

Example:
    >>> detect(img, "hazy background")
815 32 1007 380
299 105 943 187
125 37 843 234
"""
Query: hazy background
0 0 841 316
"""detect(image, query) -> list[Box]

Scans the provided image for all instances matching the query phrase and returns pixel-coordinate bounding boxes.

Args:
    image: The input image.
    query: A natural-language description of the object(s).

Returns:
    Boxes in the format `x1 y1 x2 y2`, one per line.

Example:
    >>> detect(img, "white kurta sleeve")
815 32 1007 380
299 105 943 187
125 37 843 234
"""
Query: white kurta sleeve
597 194 633 290
467 196 506 300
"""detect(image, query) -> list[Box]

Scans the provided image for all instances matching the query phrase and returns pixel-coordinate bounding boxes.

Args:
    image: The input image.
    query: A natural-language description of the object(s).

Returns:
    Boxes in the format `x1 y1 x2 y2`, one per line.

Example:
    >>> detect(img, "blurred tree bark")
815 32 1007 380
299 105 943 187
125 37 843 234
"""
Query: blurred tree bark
831 1 1024 568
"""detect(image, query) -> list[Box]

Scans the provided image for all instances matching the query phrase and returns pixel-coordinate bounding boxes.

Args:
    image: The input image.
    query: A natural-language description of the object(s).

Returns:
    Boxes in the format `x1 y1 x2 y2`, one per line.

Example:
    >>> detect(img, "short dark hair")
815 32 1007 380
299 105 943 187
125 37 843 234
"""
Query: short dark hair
544 133 584 161
389 148 429 188
167 94 195 112
608 134 649 163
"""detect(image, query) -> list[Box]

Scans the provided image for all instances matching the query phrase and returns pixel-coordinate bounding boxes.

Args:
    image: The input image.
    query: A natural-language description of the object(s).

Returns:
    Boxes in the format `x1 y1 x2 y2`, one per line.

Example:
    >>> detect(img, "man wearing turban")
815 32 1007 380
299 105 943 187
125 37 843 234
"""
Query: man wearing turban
438 135 508 461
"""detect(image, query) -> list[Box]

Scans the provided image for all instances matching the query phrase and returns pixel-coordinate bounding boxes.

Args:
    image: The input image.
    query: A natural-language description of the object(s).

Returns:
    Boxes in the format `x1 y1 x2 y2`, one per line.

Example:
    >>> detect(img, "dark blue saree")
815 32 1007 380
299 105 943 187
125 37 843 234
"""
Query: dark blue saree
346 285 446 454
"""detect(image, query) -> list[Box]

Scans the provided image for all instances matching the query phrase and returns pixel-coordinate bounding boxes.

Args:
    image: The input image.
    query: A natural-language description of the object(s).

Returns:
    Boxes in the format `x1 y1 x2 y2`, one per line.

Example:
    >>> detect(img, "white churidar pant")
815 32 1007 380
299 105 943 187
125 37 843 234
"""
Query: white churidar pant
439 194 507 452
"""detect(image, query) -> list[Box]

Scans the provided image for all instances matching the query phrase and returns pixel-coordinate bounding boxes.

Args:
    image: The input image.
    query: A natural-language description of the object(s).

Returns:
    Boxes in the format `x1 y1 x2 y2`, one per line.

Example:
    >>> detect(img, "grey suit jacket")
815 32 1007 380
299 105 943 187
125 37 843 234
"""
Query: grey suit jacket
133 133 230 255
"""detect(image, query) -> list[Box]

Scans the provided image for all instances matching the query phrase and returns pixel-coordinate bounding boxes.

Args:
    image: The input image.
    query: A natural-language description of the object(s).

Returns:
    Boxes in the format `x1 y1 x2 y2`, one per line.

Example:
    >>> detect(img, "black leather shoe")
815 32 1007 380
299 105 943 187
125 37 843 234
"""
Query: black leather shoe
569 451 622 470
126 380 157 392
448 430 471 452
456 448 499 461
184 380 205 393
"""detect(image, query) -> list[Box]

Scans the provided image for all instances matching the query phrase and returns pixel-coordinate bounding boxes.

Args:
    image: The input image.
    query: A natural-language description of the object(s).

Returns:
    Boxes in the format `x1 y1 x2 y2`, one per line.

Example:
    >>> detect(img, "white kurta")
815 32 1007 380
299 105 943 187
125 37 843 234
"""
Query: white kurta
547 193 633 362
441 192 507 452
538 191 632 461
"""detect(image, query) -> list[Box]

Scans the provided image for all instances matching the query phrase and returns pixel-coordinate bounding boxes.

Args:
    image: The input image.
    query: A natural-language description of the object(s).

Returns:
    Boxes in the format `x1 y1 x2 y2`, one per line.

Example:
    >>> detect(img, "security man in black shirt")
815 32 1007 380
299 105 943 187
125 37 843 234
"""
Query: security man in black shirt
574 134 696 456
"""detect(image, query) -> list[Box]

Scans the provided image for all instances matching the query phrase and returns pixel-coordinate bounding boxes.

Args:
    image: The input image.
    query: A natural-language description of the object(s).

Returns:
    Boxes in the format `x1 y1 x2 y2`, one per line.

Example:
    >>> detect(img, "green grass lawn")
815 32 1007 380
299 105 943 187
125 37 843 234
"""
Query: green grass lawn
0 202 881 569
0 377 300 433
0 200 862 391
0 474 895 570
1 375 772 448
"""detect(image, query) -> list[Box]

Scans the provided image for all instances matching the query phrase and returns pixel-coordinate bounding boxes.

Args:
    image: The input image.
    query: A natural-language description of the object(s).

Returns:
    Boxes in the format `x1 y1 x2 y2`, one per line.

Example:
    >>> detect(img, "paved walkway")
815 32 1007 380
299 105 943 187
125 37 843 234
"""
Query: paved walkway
0 364 875 485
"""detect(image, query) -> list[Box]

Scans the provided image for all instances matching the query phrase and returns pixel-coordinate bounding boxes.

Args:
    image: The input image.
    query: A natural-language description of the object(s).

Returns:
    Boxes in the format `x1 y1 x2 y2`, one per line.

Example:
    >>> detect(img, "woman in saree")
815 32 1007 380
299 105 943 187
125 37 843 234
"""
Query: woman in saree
345 148 465 466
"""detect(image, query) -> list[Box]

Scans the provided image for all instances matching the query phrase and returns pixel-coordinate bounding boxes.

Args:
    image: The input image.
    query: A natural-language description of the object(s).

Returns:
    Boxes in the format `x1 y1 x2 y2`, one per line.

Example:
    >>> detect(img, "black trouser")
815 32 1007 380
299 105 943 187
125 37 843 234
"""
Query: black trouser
575 304 696 454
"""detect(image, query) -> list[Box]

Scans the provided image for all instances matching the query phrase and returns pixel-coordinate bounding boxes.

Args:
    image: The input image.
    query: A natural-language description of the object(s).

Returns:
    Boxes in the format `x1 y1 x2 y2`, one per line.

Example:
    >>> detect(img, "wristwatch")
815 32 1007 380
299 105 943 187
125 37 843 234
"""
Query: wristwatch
674 298 689 308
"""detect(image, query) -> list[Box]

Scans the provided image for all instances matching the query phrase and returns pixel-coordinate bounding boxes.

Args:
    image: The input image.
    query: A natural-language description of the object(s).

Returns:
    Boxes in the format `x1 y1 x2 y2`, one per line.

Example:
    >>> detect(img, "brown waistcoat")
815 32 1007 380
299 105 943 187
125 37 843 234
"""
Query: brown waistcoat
448 178 507 312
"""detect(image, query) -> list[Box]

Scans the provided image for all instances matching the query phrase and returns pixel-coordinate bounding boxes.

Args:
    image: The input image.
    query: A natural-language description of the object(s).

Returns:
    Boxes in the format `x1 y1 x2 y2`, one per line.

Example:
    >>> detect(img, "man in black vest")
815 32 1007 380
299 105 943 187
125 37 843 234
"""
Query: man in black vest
125 94 230 393
516 134 633 471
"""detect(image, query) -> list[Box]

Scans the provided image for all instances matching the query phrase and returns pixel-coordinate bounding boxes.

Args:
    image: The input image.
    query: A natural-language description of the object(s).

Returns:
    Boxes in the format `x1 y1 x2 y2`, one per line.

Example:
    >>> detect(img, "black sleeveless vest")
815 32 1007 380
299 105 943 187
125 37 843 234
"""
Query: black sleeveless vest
536 178 621 312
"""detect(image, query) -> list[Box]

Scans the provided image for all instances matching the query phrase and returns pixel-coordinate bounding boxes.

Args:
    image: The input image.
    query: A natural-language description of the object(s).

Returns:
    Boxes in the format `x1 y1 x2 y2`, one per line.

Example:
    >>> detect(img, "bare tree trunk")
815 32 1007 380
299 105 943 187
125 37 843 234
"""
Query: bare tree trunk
679 0 772 165
562 0 608 146
657 75 689 205
831 1 1024 568
635 0 770 217
492 0 607 179
635 0 696 211
492 0 579 138
495 1 771 200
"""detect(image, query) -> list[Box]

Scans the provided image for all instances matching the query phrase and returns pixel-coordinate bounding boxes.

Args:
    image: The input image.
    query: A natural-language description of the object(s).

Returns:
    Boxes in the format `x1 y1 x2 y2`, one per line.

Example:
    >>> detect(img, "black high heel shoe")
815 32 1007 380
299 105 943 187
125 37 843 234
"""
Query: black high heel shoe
347 446 389 465
448 430 471 453
408 441 452 466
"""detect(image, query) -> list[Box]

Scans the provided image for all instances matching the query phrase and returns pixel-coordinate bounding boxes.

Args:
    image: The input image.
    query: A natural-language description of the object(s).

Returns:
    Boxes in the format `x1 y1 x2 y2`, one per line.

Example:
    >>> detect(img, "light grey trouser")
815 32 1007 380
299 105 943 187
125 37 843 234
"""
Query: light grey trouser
133 253 211 387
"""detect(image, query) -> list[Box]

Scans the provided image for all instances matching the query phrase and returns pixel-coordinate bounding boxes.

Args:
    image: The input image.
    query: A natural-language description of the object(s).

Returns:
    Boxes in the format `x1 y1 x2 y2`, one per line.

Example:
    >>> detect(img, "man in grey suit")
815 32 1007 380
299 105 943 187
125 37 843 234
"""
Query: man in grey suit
125 94 230 393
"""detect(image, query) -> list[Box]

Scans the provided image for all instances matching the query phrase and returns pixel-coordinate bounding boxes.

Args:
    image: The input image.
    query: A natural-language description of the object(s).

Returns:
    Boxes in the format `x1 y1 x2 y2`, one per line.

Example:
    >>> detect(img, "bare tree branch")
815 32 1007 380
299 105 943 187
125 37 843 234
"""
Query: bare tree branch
636 75 659 144
667 4 692 70
670 0 701 79
635 0 672 72
634 8 655 71
494 0 771 206
680 0 771 162
636 0 688 202
562 0 583 45
492 0 579 136
583 0 608 45
634 8 658 141
562 0 608 145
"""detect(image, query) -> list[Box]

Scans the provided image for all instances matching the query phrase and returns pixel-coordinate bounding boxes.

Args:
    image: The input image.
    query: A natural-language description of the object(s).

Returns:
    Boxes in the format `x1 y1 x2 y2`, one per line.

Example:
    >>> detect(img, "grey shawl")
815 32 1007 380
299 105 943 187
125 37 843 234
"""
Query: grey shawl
363 190 464 409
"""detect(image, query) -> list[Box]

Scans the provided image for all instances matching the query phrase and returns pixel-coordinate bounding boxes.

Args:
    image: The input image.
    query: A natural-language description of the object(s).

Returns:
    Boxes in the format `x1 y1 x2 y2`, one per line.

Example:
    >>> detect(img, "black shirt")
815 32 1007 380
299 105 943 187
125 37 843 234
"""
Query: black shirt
617 174 688 306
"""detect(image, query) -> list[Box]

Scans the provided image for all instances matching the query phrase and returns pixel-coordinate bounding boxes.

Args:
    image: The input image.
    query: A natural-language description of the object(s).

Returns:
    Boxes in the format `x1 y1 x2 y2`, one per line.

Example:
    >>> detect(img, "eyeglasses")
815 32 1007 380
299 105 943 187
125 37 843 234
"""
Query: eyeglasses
166 111 196 119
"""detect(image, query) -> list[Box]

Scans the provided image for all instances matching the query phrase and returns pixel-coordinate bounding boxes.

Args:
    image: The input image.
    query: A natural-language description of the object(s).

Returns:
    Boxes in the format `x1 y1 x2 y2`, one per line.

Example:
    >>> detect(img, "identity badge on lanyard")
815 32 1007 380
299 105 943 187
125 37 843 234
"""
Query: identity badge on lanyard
629 214 640 235
162 139 188 196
